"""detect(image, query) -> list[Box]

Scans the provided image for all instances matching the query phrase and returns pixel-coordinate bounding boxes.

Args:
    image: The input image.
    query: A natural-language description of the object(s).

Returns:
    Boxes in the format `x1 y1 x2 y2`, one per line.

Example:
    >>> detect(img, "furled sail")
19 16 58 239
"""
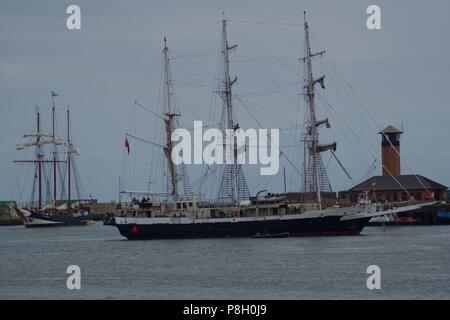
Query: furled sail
65 142 80 155
23 131 54 138
18 208 32 217
16 137 64 150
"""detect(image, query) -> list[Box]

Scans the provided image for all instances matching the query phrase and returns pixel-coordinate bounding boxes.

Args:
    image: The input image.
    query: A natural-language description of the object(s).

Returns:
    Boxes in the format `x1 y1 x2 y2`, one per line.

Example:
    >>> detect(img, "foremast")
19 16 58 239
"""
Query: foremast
162 38 193 202
162 38 180 201
302 12 336 210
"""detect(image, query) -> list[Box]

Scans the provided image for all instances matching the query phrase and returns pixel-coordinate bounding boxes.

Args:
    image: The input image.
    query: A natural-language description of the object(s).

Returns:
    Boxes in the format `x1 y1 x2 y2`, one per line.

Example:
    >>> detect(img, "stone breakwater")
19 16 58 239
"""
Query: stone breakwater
0 204 21 226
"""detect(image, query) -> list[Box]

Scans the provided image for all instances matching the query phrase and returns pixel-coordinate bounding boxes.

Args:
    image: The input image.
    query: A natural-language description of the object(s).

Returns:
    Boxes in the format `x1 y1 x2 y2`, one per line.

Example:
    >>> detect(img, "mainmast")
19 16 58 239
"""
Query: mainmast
37 108 42 209
302 12 335 210
67 108 71 211
221 18 236 134
51 93 57 206
217 14 250 205
222 17 237 204
163 37 179 201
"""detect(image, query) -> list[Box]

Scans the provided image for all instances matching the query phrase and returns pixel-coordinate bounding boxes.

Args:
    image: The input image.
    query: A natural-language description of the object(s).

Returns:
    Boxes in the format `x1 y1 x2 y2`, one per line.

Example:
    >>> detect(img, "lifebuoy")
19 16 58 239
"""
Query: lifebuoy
424 193 432 201
131 225 139 235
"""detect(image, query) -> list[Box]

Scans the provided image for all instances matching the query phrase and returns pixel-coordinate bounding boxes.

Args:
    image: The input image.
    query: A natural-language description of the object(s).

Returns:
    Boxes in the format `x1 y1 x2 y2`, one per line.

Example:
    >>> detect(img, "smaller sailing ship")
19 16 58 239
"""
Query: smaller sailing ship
10 93 93 227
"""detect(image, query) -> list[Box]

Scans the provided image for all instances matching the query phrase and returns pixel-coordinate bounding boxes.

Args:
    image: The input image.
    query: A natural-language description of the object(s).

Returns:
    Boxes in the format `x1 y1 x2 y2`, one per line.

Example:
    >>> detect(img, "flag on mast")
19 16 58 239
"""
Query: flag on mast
51 91 58 97
124 137 130 154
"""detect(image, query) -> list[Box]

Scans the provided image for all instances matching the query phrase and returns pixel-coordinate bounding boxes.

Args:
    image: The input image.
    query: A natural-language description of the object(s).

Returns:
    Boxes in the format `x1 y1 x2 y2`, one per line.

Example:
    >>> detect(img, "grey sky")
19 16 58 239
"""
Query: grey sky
1 0 450 202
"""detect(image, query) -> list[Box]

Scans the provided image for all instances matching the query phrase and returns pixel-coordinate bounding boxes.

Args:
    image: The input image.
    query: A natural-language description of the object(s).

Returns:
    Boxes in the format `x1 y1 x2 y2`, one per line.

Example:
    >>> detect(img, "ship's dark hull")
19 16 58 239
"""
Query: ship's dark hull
23 212 93 228
110 215 372 240
10 205 94 228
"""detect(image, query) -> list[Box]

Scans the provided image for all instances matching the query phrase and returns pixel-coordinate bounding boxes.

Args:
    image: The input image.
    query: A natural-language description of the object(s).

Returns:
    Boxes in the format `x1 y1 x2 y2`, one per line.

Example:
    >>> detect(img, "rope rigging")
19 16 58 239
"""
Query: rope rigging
119 16 433 203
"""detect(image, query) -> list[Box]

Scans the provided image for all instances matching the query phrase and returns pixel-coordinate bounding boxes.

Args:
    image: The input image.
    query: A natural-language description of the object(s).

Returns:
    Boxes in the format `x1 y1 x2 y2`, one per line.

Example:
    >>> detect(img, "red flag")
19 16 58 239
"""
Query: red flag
319 77 325 89
124 137 130 154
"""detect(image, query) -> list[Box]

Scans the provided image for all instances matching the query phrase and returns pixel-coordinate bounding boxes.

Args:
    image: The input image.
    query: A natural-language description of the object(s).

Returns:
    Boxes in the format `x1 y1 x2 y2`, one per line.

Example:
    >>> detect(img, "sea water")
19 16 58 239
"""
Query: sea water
0 223 449 299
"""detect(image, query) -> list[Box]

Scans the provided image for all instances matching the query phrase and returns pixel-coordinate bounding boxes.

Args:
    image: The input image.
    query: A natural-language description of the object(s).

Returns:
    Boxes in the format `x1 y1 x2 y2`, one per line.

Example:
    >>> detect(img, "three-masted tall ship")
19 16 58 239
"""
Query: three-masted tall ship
10 93 93 227
104 13 433 239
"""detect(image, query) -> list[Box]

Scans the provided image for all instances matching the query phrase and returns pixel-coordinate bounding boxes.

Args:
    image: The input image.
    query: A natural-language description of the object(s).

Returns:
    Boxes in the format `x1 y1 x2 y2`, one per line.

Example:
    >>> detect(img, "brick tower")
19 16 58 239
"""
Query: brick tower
379 125 402 176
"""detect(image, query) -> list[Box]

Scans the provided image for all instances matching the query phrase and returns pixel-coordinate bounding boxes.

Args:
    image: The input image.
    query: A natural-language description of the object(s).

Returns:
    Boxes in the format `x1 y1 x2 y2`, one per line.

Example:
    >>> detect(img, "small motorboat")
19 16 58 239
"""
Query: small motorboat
252 232 290 239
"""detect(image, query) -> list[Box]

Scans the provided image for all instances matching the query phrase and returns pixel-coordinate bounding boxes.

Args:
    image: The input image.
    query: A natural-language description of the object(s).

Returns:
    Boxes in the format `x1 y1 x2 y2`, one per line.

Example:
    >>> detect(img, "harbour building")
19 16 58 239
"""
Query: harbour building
344 125 448 203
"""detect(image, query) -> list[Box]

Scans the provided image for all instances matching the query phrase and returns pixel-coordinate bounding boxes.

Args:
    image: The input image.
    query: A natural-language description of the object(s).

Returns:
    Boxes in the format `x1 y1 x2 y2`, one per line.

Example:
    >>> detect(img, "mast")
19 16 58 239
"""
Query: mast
222 17 237 204
67 107 71 210
222 18 235 134
37 108 42 209
163 37 179 200
51 94 57 206
303 12 321 208
222 16 238 204
302 137 307 192
216 14 250 206
302 12 335 210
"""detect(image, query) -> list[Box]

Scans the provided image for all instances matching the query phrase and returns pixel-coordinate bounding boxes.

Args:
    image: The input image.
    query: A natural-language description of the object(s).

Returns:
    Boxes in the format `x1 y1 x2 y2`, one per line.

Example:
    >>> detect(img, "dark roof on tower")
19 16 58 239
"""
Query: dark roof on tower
378 125 402 134
348 175 448 192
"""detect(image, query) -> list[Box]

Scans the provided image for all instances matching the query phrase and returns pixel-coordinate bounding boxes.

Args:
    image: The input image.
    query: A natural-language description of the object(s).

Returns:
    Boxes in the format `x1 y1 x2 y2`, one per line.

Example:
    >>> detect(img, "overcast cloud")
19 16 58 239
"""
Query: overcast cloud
1 0 450 202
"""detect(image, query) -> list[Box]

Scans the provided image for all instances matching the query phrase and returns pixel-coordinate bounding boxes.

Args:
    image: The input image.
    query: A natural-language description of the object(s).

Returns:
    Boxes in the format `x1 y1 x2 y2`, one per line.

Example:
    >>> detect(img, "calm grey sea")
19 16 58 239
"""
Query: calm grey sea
0 223 449 299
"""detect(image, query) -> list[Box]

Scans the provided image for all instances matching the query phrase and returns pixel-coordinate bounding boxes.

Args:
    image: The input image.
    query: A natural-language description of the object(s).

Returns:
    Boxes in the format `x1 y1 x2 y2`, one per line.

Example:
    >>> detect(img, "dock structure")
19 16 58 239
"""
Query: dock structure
339 124 449 225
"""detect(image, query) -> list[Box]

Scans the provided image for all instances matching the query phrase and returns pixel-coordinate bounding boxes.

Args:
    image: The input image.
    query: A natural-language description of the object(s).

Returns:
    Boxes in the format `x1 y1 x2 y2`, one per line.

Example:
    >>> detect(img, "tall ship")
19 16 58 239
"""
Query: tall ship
104 13 433 239
10 93 93 227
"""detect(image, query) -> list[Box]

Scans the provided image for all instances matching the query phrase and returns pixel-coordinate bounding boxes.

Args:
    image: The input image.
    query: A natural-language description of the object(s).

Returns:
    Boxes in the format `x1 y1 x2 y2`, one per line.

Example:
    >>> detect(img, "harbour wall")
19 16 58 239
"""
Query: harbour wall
0 204 21 226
